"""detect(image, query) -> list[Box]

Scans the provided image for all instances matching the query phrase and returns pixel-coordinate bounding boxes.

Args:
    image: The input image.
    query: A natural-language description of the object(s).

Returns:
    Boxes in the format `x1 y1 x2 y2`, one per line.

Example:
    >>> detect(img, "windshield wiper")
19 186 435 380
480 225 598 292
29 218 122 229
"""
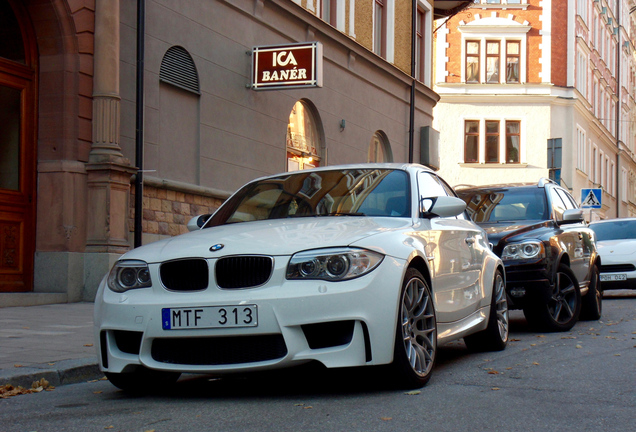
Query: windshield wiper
325 212 366 217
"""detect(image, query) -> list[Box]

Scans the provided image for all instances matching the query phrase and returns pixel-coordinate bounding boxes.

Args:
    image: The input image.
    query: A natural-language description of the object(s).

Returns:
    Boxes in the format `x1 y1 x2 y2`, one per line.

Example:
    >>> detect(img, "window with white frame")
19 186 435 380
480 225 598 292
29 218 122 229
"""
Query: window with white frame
374 0 386 58
604 155 610 191
320 0 337 26
463 119 522 164
464 38 524 84
576 50 587 97
591 144 598 183
610 160 616 196
593 12 598 47
577 0 587 23
599 150 605 188
576 126 586 173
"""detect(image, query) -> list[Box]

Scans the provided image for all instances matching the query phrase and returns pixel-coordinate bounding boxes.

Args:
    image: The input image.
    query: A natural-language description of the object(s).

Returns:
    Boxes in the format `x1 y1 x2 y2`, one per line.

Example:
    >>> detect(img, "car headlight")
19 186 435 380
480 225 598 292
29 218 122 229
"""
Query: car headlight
501 241 545 261
286 248 384 281
107 260 152 292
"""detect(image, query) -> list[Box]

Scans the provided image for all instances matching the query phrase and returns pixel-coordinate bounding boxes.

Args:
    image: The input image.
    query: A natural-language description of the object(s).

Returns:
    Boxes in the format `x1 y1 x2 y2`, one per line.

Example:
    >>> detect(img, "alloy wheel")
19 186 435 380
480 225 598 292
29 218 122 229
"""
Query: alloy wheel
494 273 509 342
549 271 578 324
401 276 436 377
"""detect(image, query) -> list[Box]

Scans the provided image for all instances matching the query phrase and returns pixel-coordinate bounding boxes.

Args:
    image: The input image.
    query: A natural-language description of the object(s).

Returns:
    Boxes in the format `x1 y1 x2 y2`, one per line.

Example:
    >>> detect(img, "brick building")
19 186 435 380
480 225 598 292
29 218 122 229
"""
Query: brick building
0 0 471 306
433 0 636 220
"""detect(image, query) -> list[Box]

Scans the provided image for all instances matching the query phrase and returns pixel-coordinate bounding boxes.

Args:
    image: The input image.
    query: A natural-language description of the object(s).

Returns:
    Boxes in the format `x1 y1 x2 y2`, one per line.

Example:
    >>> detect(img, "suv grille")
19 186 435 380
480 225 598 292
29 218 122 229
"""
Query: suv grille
151 334 287 365
160 259 209 291
215 256 273 289
601 264 636 273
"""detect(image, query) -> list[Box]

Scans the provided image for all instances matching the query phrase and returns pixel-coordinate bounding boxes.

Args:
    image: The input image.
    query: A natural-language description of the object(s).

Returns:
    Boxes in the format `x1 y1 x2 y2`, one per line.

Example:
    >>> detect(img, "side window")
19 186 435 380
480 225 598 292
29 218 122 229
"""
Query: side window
418 172 448 214
557 189 579 209
436 175 468 220
549 188 566 220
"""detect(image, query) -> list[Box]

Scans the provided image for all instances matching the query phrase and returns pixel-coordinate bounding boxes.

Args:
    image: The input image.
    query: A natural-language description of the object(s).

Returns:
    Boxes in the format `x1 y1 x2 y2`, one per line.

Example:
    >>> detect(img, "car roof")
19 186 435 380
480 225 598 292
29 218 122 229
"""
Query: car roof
589 217 636 225
454 183 540 192
248 163 435 183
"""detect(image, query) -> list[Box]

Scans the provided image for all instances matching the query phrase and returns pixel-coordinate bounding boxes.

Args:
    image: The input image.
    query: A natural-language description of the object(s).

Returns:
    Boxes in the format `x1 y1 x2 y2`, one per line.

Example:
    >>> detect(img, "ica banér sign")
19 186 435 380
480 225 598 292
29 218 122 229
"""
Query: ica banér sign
251 42 323 91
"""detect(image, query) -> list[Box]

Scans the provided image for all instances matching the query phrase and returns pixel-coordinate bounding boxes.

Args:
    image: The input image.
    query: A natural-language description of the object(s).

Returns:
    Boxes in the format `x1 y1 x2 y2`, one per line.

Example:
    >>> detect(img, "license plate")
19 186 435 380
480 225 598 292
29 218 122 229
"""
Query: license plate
600 274 627 282
162 305 257 330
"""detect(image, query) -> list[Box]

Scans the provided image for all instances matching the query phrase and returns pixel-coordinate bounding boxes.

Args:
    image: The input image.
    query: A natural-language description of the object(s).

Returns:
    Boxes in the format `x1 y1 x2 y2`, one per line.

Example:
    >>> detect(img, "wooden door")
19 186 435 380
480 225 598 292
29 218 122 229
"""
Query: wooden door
0 0 37 292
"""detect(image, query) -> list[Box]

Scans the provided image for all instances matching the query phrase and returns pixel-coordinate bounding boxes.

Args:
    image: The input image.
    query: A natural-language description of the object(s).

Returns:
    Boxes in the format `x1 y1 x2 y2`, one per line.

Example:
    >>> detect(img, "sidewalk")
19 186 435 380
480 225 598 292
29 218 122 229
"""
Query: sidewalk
0 303 102 388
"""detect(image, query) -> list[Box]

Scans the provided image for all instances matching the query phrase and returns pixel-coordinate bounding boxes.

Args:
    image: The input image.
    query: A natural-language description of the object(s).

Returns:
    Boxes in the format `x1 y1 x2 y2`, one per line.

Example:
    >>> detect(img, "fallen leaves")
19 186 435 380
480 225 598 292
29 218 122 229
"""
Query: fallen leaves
404 390 421 395
381 417 393 421
0 378 55 399
487 370 500 375
84 344 94 347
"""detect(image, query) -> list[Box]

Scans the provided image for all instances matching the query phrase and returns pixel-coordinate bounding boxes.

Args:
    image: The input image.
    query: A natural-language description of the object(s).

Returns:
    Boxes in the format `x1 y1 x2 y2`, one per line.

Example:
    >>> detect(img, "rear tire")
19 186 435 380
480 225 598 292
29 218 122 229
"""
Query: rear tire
105 367 181 393
523 264 581 332
464 269 508 352
580 264 602 321
390 268 437 389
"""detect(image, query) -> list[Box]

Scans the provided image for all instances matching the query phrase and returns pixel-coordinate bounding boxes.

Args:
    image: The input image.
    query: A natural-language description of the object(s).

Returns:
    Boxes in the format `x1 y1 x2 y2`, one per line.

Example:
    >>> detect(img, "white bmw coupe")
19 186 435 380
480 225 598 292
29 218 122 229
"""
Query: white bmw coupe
94 164 508 390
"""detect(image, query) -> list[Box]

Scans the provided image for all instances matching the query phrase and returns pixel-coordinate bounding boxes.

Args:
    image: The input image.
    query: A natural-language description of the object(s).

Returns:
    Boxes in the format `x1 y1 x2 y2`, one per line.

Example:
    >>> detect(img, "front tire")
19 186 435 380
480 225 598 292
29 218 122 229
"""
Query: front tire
390 268 437 389
105 367 181 393
464 269 508 352
580 264 602 321
524 264 581 332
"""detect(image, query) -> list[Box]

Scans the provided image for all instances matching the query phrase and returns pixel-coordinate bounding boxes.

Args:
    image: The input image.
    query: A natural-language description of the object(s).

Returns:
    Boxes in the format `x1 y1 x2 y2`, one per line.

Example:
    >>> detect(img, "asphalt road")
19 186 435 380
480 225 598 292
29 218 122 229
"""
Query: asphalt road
1 291 634 432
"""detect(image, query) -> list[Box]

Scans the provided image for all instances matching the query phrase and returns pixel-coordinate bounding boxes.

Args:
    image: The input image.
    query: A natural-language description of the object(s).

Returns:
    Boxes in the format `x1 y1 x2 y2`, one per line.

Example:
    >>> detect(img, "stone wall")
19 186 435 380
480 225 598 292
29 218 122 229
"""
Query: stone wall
129 183 226 243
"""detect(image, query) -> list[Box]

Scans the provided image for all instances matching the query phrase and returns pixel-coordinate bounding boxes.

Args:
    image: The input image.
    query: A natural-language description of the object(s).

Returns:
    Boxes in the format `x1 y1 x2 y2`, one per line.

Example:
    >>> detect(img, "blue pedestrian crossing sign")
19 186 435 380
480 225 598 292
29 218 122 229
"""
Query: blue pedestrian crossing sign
581 188 602 209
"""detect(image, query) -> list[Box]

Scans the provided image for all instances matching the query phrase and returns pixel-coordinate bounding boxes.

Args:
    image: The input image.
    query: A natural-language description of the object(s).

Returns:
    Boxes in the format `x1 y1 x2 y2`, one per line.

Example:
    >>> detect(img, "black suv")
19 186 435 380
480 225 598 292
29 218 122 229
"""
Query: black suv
456 179 602 332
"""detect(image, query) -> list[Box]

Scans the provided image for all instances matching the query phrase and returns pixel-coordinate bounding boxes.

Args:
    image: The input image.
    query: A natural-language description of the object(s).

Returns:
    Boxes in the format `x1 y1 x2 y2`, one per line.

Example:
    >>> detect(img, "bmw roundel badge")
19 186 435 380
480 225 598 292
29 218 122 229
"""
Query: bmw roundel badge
210 244 224 252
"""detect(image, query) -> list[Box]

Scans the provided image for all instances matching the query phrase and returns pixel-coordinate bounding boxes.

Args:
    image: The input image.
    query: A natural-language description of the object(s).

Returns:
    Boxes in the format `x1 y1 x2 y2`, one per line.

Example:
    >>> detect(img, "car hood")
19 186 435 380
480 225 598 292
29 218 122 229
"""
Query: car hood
596 239 636 257
478 220 553 247
122 217 413 263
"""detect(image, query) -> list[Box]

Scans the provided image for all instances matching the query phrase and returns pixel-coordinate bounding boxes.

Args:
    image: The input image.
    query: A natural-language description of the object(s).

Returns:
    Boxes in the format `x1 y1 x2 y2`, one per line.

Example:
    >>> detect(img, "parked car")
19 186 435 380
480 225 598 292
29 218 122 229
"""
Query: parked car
456 179 602 332
589 218 636 290
94 163 508 391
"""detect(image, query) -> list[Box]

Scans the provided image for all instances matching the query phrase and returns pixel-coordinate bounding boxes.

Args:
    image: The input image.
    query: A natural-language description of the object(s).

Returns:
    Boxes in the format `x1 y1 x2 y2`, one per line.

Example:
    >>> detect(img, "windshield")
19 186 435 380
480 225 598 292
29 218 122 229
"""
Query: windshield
205 169 411 227
457 187 548 223
590 220 636 241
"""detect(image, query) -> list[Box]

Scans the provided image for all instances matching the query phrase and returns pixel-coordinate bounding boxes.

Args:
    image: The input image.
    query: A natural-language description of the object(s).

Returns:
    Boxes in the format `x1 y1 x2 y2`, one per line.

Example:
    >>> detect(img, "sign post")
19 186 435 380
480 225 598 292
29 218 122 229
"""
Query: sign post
581 188 602 221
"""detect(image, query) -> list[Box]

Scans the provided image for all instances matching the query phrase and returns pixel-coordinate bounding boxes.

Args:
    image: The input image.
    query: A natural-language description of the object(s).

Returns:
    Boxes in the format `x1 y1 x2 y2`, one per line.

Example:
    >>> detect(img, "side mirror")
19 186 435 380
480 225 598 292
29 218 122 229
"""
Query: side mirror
187 214 212 231
559 209 584 225
421 196 467 219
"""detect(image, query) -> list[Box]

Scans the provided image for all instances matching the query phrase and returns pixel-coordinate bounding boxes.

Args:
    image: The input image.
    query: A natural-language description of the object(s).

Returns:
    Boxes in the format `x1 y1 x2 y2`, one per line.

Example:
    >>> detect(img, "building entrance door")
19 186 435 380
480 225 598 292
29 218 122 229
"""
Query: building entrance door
0 0 37 292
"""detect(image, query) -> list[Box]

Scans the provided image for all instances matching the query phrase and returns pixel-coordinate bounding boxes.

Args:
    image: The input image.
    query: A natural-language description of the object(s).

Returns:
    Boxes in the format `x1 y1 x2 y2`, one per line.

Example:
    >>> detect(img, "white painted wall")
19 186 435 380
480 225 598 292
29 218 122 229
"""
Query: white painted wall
434 101 551 187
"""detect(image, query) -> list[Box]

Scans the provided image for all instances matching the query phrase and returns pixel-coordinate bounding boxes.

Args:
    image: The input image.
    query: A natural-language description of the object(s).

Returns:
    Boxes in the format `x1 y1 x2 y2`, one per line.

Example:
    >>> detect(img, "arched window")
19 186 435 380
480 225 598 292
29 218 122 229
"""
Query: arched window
368 131 392 162
286 100 323 171
0 0 25 64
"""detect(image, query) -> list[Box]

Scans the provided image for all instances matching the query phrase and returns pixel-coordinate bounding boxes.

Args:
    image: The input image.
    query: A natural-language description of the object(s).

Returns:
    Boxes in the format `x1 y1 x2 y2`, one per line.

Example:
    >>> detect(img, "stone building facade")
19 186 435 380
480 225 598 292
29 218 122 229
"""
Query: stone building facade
433 0 636 220
1 0 471 306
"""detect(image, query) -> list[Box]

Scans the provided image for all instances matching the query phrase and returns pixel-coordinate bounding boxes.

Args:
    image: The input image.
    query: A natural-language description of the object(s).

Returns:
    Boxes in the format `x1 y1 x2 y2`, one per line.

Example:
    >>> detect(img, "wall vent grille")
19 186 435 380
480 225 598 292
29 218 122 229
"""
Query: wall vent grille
159 46 200 95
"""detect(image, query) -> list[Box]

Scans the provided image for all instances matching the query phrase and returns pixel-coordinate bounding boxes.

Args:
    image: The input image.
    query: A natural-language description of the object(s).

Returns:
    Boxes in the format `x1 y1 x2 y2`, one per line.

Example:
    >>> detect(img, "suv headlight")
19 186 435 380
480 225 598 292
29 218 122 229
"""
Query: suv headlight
107 260 152 292
502 241 545 261
286 248 384 281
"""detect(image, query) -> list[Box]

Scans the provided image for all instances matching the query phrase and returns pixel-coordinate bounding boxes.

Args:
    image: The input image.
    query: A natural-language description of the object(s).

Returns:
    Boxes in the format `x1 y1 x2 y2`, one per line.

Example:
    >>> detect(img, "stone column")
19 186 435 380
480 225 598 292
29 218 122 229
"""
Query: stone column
84 0 136 299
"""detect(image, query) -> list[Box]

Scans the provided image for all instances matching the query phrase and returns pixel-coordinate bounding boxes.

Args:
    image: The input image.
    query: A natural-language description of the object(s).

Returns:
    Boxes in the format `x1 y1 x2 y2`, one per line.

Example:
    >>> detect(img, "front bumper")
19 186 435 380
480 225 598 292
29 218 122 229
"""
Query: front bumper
502 261 552 309
94 257 405 375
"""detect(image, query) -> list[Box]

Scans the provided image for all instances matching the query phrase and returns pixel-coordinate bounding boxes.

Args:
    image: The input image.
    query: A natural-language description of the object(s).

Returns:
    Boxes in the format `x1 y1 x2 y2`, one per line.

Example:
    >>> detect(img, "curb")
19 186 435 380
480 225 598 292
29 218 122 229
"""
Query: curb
0 357 103 389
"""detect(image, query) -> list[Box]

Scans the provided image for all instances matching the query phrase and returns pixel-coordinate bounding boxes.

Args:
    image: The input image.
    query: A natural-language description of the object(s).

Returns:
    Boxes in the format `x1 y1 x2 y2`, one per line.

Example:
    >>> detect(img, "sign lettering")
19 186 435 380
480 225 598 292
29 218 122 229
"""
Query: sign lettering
251 42 323 90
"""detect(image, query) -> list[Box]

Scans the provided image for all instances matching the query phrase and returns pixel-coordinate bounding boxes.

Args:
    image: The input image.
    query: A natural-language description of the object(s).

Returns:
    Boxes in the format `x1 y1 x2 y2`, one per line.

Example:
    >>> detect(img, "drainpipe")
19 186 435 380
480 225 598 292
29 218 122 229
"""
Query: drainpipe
408 0 417 163
134 0 145 247
615 2 621 218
